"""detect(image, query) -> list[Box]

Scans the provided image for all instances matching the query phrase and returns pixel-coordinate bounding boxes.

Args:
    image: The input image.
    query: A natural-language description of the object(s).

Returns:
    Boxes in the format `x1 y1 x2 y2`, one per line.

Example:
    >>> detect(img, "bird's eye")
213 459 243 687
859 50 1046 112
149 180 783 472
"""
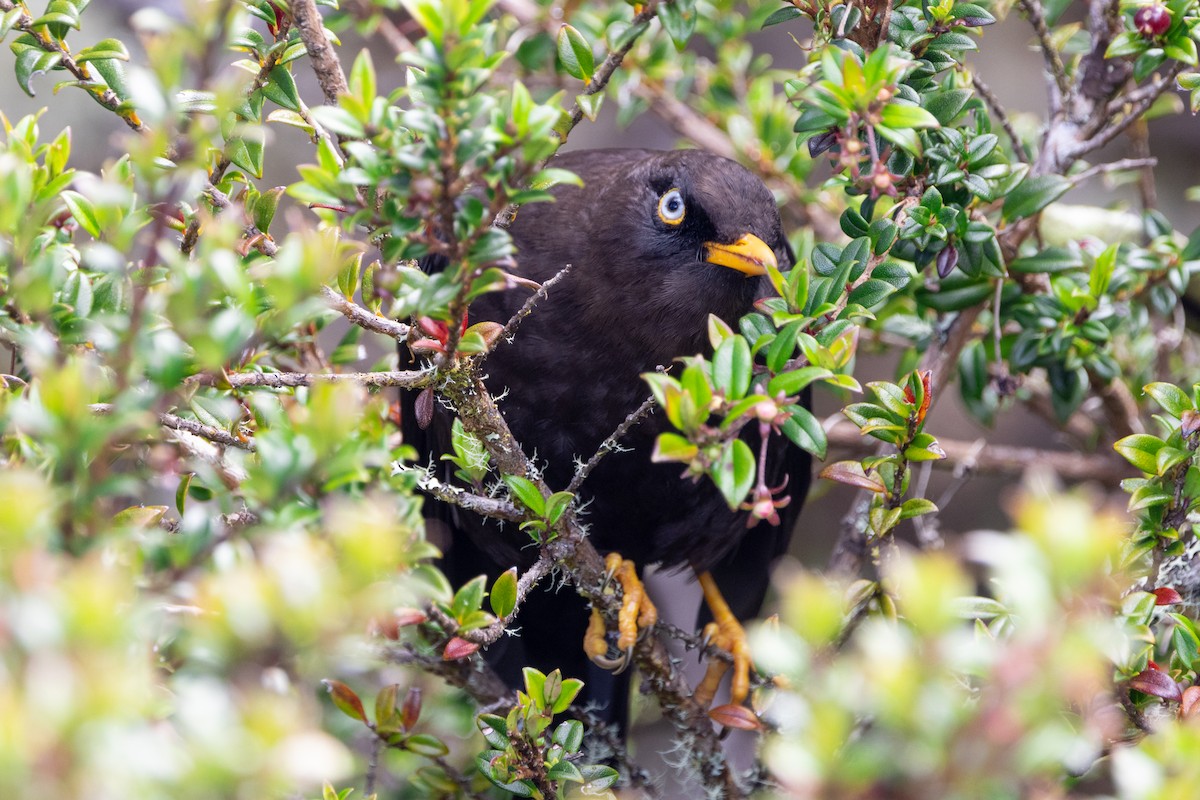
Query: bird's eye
657 189 686 225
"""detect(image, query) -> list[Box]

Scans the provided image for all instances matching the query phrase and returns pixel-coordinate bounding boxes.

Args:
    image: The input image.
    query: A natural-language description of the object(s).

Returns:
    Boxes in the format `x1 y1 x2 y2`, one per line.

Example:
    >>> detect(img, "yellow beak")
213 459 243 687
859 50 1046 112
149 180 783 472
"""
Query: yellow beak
702 233 776 277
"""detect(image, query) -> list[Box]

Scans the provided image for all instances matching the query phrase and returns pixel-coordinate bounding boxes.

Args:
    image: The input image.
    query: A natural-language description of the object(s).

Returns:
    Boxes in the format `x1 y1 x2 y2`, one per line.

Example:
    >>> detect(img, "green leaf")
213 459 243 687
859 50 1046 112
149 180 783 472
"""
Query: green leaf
557 24 595 83
579 764 621 792
551 677 583 714
262 66 301 111
530 167 583 190
451 574 488 620
763 6 805 27
543 491 574 525
781 404 828 459
405 733 450 757
1002 174 1070 221
879 103 941 130
503 475 545 517
681 362 713 419
712 335 752 399
1144 382 1193 418
175 473 193 516
401 0 447 44
767 320 803 373
1089 243 1117 298
92 57 131 102
575 90 603 121
847 278 895 308
14 47 62 96
226 129 266 179
1008 246 1082 274
251 186 285 232
478 714 511 750
652 432 699 463
61 190 101 238
489 568 518 618
375 684 399 732
713 438 756 509
1113 434 1166 474
903 433 947 461
75 38 131 64
915 278 993 312
349 48 376 104
768 366 834 397
899 497 938 519
1128 483 1173 511
112 505 168 528
548 760 585 783
522 668 547 709
552 719 584 752
923 89 971 125
658 0 696 49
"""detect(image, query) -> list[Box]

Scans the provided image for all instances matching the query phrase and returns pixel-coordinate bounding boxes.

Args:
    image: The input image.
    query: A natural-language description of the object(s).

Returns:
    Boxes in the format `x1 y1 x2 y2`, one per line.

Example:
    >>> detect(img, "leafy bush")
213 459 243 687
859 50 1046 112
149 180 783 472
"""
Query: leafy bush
1 0 1200 798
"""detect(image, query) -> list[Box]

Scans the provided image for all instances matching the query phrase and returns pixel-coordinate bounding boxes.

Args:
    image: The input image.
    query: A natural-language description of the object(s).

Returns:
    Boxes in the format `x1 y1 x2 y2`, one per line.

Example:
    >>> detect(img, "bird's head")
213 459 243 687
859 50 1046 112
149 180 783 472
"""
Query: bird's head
585 150 790 332
640 149 788 279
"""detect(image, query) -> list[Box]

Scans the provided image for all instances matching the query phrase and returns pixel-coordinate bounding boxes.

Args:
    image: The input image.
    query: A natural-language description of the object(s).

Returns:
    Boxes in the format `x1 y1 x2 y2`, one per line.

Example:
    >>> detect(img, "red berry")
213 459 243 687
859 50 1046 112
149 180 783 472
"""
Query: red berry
1134 4 1171 38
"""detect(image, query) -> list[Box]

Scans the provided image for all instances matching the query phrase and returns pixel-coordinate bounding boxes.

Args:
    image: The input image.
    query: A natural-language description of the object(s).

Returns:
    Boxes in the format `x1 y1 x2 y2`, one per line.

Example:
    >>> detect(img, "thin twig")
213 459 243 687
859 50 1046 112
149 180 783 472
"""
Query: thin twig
634 82 739 160
381 641 513 710
457 555 555 646
1108 66 1184 116
971 74 1031 163
563 2 665 132
364 737 382 798
396 466 526 524
825 422 1130 484
1074 62 1185 159
320 285 412 340
826 299 986 577
497 265 573 344
1016 0 1072 109
1070 157 1158 187
90 403 255 452
566 396 657 496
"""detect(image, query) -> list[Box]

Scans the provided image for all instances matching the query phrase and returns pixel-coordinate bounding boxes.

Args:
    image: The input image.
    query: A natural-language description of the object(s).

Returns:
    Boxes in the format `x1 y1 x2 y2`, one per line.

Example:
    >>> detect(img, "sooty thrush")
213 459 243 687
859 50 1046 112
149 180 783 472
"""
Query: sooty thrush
403 148 812 726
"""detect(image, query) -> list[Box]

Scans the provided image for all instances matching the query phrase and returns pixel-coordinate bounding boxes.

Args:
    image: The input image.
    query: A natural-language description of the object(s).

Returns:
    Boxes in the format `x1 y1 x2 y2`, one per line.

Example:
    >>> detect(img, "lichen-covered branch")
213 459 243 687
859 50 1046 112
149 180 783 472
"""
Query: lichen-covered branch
290 0 348 106
189 368 434 390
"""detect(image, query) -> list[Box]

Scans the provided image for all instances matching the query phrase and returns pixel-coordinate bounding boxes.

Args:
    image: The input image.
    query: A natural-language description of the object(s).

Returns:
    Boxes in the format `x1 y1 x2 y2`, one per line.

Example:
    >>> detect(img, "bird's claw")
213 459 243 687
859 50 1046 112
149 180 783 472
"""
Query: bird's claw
583 553 658 673
694 572 754 712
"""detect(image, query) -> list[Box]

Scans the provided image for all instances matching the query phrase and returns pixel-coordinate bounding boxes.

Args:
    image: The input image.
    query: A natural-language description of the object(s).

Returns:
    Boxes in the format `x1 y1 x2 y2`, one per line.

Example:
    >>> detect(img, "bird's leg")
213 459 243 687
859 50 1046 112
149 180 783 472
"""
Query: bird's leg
693 570 752 709
583 553 658 672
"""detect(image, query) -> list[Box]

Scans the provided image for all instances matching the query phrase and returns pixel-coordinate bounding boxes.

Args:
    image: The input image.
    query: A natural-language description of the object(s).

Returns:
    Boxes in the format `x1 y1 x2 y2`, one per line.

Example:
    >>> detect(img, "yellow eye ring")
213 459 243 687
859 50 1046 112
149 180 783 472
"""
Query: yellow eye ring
657 188 685 225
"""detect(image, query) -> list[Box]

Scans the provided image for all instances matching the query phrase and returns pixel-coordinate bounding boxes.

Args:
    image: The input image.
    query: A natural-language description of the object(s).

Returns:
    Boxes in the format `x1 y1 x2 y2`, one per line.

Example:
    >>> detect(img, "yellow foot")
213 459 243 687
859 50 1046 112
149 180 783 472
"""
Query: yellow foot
583 553 658 673
693 571 753 710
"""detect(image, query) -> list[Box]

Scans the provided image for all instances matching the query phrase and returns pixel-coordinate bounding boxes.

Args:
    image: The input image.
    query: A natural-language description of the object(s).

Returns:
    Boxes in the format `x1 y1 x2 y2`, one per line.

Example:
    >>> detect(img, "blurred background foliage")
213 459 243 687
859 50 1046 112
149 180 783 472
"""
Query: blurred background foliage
2 0 1200 798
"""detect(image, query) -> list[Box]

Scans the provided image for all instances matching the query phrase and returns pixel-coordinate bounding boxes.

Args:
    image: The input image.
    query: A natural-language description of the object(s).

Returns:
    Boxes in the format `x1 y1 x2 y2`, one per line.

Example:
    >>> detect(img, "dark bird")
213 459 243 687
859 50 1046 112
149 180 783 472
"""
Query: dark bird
404 148 811 727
